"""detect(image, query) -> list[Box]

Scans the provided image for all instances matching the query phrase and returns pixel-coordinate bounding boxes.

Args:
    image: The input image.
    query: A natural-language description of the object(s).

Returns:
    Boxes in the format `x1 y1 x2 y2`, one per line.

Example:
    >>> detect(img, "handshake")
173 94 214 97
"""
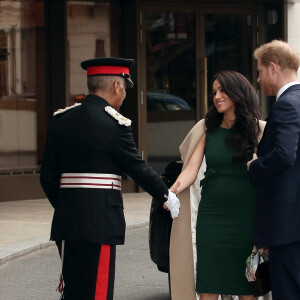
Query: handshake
163 190 181 219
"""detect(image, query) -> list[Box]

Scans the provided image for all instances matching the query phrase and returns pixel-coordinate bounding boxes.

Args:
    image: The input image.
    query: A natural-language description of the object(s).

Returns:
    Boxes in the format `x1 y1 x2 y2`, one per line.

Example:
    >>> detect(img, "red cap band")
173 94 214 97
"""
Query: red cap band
87 66 129 76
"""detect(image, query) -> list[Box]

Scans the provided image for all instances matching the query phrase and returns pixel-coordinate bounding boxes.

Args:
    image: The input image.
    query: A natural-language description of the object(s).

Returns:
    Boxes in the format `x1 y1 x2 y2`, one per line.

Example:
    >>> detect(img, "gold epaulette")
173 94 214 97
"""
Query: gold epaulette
104 106 132 127
53 103 81 116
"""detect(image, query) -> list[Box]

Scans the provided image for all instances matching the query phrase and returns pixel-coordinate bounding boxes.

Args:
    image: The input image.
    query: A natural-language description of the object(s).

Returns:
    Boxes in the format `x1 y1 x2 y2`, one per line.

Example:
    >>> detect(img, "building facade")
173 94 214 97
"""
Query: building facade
0 0 298 200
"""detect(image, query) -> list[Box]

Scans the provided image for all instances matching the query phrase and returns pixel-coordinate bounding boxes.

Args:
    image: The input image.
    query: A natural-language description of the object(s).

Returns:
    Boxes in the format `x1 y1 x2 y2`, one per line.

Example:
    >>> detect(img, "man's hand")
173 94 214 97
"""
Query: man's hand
247 153 258 171
163 190 180 219
164 182 180 211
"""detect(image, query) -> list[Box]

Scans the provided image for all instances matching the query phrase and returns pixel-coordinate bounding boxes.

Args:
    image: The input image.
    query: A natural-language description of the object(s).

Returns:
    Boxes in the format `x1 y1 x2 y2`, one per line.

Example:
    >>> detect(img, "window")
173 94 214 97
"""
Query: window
0 1 45 170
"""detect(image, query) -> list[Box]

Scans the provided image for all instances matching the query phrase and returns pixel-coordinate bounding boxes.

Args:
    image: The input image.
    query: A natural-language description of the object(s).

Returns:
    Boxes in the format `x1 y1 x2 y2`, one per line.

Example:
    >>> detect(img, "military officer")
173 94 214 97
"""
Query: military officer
40 57 180 300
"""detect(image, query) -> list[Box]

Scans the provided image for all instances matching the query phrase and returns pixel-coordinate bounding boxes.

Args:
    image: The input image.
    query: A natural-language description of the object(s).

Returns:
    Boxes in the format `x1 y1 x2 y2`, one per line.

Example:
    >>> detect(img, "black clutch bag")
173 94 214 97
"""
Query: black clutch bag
246 250 271 297
149 161 182 273
149 197 172 272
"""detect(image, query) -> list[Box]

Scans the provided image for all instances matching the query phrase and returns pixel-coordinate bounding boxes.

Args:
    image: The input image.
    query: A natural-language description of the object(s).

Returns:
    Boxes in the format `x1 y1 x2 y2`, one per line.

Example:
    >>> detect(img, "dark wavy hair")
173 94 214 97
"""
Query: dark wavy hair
205 71 261 164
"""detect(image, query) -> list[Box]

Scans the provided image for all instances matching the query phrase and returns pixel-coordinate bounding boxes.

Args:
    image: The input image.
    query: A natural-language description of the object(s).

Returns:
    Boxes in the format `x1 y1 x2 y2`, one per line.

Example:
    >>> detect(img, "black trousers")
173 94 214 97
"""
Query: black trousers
269 241 300 300
56 240 116 300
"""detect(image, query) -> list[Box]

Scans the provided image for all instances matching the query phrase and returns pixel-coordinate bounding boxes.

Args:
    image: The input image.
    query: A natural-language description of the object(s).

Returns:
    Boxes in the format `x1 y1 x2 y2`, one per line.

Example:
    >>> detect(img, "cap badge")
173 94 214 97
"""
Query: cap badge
53 103 81 116
104 106 132 127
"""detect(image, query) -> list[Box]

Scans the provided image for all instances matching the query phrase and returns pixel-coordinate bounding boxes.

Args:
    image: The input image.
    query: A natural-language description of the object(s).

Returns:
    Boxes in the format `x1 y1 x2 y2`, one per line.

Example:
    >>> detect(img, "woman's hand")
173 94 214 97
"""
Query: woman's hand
163 204 169 210
252 245 269 255
247 153 258 171
260 247 269 255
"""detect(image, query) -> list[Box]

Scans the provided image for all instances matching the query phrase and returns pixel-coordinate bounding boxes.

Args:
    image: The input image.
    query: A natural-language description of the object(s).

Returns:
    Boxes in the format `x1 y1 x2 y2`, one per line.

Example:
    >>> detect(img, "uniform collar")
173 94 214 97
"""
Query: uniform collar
84 94 110 107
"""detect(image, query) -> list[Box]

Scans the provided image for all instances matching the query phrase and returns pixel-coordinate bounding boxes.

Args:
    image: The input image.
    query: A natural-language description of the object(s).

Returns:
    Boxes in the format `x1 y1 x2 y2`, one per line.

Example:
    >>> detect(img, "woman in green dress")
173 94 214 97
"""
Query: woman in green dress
170 71 262 300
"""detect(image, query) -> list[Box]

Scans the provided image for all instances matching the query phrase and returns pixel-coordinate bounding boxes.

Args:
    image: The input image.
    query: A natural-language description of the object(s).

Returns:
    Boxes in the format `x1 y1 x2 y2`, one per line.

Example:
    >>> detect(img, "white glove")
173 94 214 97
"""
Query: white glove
164 190 180 219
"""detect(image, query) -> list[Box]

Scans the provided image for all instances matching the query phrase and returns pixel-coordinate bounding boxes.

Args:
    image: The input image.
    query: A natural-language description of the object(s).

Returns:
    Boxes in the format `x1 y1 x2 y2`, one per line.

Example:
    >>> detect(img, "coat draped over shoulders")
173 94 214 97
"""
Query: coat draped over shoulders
169 119 206 300
169 119 266 300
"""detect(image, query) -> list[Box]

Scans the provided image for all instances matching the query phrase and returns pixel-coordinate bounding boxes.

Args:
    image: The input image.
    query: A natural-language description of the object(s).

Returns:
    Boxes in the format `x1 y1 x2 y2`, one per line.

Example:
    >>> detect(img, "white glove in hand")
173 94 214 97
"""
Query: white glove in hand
164 190 180 219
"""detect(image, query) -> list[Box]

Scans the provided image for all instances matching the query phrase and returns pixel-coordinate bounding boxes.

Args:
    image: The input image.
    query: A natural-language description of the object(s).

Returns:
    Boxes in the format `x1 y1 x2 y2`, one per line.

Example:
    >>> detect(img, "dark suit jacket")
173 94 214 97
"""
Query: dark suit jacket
249 84 300 248
40 95 168 245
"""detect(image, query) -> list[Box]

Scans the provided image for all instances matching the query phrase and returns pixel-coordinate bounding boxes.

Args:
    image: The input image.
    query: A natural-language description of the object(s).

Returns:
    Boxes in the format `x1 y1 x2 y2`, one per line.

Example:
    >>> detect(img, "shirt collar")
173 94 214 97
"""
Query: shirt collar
276 81 300 100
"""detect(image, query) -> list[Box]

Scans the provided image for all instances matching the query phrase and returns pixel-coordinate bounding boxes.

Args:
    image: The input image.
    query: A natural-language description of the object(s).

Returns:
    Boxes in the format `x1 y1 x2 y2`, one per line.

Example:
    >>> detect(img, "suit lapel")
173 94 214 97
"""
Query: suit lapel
257 84 300 154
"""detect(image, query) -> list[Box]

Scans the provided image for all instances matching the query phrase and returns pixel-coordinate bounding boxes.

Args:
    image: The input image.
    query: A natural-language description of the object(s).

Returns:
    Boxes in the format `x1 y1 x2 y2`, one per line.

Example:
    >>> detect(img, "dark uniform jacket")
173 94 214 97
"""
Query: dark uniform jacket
40 95 168 245
249 84 300 248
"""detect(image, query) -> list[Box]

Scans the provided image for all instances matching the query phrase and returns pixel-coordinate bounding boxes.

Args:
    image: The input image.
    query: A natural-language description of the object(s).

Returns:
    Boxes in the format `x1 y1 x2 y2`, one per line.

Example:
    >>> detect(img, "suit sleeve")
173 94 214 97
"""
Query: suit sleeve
40 131 61 208
114 125 168 203
249 100 300 183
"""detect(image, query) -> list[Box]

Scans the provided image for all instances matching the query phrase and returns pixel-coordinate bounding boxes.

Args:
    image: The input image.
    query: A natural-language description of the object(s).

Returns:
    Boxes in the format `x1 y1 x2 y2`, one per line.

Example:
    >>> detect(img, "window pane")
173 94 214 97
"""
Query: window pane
205 13 253 106
0 1 44 170
145 11 197 174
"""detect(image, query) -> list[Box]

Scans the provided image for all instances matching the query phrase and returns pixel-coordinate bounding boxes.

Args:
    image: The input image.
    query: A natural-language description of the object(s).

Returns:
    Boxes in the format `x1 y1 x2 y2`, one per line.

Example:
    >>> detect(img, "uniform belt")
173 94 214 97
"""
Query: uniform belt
60 173 122 191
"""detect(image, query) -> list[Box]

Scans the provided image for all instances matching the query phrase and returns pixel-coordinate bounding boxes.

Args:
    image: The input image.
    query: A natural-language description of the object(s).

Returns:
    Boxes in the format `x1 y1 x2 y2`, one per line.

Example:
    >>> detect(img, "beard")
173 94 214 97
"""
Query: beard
262 84 275 97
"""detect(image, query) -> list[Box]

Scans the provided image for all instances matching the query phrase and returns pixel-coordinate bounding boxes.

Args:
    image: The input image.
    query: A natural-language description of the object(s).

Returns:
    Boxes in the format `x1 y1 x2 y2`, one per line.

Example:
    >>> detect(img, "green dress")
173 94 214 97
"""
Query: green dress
195 127 254 295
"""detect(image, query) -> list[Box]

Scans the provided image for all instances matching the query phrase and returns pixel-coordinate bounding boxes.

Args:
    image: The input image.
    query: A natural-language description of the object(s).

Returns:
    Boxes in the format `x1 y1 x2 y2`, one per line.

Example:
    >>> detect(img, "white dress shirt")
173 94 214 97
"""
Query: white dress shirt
276 81 300 100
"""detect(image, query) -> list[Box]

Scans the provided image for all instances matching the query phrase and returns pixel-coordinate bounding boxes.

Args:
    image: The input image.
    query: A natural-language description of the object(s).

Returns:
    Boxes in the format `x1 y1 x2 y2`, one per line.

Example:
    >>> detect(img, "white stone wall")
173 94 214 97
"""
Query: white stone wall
67 4 111 97
287 3 300 81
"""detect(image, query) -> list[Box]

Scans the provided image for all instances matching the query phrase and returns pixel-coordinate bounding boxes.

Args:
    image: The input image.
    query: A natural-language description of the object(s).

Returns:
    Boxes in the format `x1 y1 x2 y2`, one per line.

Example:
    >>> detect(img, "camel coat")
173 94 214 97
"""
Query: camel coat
169 119 266 300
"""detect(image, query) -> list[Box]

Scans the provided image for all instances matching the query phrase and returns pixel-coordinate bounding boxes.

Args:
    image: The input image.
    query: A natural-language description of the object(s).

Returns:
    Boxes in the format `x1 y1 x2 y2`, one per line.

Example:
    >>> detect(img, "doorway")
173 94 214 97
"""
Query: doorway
139 4 258 174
